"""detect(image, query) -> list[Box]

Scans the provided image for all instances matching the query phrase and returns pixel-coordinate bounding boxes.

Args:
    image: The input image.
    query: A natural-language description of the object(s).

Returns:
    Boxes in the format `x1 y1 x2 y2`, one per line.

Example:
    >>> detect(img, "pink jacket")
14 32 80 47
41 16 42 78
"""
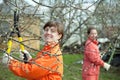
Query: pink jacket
82 38 104 76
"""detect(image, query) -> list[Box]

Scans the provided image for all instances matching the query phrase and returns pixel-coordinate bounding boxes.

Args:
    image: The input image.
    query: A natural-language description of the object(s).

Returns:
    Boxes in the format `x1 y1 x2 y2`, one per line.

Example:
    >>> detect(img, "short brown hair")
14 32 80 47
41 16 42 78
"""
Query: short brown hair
87 27 96 35
43 21 64 39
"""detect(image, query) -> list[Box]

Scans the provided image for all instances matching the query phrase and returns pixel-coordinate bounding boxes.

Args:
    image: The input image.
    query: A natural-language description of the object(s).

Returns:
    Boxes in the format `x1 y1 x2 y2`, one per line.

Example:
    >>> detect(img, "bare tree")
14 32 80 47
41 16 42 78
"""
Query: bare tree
0 0 120 79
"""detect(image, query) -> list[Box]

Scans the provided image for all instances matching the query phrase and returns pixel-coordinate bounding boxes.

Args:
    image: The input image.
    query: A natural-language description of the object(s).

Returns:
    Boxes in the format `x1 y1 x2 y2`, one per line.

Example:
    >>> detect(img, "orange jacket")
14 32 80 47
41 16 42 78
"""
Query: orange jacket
82 38 104 77
9 43 63 80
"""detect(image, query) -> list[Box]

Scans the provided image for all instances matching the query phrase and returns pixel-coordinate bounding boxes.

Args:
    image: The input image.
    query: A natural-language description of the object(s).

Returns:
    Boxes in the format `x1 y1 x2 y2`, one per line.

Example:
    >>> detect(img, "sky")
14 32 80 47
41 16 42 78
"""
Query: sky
0 0 97 10
24 0 39 6
0 0 3 4
0 0 38 6
23 0 96 12
24 0 97 8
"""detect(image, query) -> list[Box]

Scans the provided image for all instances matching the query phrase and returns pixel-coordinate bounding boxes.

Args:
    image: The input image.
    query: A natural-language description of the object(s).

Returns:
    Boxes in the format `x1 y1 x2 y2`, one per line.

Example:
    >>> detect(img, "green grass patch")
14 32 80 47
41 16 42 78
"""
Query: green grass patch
0 53 120 80
63 54 83 80
63 54 120 80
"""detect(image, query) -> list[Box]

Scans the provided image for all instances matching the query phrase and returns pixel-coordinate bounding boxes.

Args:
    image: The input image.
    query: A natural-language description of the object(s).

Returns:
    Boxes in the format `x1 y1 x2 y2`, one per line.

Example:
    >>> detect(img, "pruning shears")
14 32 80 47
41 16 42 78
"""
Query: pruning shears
6 10 28 62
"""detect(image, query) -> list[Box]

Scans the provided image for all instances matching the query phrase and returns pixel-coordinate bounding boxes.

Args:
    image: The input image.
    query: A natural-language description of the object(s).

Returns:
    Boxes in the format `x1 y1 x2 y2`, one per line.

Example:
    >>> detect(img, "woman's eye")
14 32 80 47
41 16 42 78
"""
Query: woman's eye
44 28 48 32
51 29 56 32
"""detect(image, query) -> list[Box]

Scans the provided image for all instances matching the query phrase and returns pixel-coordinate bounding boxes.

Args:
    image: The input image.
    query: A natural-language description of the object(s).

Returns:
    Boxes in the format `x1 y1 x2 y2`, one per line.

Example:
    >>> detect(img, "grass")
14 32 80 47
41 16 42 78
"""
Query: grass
63 54 120 80
0 53 120 80
63 54 83 80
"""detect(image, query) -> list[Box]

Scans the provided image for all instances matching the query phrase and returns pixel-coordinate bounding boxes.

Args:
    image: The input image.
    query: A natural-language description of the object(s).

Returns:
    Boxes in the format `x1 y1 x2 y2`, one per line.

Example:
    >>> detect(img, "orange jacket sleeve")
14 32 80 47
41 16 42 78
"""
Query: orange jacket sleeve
9 55 61 79
9 44 63 79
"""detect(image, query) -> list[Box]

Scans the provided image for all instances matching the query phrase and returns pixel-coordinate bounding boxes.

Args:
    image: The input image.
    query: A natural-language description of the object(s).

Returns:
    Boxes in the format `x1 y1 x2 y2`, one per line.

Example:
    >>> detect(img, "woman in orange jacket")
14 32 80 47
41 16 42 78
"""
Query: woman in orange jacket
4 21 64 80
82 27 110 80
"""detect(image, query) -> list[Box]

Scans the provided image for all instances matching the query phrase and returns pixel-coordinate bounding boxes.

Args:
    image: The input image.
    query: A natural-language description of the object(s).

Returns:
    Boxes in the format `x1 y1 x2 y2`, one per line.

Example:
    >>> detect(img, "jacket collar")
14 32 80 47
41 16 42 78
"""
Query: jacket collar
88 37 98 45
44 42 59 50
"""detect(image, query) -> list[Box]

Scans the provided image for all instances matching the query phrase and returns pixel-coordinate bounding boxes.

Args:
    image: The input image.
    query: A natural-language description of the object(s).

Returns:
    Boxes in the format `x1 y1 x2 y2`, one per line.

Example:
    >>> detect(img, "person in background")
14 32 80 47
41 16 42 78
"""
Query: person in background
2 21 64 80
82 27 110 80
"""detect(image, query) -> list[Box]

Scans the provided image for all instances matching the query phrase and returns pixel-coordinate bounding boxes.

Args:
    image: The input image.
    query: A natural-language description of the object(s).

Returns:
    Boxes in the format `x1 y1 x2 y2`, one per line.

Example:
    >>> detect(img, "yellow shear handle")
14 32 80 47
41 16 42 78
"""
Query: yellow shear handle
18 37 25 51
6 40 12 54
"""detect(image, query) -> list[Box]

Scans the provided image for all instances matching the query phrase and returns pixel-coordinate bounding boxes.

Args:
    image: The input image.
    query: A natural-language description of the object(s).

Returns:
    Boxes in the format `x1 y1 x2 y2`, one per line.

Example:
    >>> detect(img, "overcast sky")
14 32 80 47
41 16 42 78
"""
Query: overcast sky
0 0 3 4
24 0 39 6
0 0 39 6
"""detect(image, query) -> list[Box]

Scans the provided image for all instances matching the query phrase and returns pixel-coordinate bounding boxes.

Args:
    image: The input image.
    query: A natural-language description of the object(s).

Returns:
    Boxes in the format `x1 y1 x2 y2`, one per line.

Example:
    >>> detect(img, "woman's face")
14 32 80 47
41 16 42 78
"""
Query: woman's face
88 29 98 40
43 26 62 43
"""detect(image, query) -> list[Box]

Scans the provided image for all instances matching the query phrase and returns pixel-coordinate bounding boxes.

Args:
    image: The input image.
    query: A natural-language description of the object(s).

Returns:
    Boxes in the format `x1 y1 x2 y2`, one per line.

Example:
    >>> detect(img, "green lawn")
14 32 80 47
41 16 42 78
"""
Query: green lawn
0 53 120 80
63 54 120 80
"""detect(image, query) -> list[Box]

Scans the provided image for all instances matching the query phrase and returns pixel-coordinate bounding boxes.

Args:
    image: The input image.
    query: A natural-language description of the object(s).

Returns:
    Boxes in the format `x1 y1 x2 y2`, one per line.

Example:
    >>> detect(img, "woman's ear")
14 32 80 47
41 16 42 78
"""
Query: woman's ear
58 34 62 40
